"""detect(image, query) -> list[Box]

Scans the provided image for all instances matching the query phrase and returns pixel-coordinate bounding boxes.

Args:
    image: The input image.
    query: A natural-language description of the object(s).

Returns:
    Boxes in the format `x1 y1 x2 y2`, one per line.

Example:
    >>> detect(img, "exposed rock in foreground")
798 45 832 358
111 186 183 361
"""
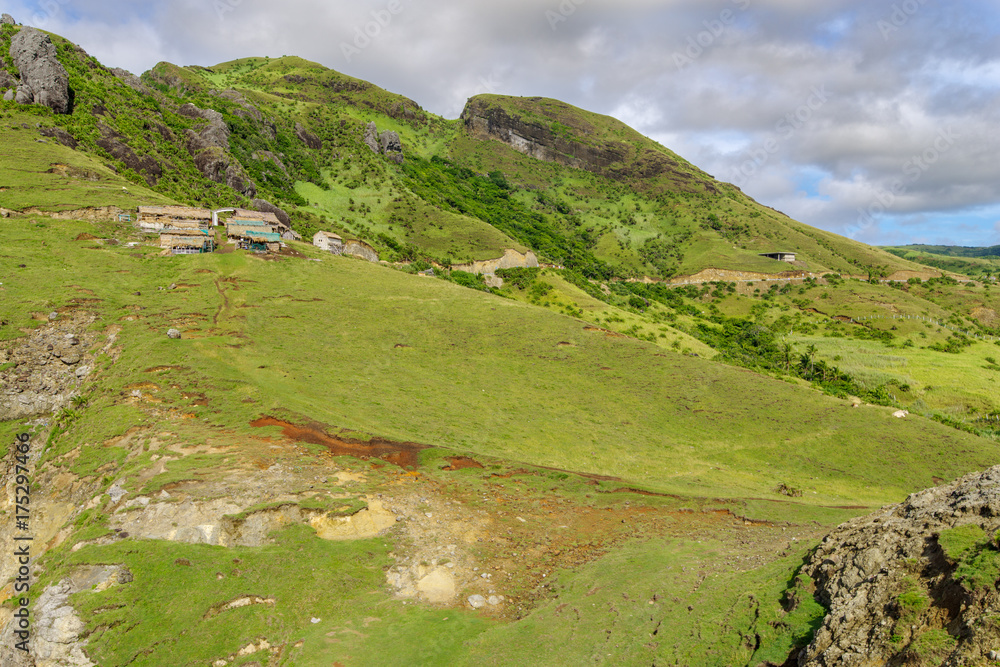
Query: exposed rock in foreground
0 313 106 421
798 466 1000 666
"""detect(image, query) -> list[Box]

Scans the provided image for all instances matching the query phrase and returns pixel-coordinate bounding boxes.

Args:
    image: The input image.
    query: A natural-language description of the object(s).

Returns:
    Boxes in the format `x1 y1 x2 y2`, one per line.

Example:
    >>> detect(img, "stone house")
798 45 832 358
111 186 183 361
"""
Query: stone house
313 231 344 254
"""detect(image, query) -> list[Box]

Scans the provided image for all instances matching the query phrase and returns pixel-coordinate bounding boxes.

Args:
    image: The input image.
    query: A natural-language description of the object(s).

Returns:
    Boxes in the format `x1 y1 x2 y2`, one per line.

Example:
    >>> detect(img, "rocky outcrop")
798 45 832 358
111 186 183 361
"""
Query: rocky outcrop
0 313 100 421
106 495 394 547
178 103 256 197
0 62 15 90
342 240 379 263
379 130 403 163
96 124 162 185
460 96 704 191
451 249 538 276
9 28 71 114
798 467 1000 666
461 97 628 175
361 122 403 162
250 198 291 231
0 566 133 667
109 67 148 95
0 13 15 25
363 121 380 154
294 122 322 149
38 126 77 148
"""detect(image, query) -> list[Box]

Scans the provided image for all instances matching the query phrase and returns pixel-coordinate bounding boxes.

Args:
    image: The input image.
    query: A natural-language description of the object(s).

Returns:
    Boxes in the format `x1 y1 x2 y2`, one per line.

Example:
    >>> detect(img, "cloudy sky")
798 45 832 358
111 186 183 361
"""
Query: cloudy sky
7 0 1000 246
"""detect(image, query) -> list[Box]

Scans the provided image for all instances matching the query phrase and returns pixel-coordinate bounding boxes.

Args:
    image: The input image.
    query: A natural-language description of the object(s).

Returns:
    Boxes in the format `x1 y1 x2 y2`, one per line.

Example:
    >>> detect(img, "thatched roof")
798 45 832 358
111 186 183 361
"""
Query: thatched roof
139 206 212 221
245 231 282 242
226 220 276 238
231 209 282 225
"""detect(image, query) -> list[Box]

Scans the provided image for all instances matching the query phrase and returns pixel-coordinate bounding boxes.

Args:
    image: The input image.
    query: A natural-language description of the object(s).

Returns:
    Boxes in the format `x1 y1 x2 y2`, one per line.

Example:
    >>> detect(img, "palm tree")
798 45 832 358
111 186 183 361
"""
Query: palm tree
806 344 817 376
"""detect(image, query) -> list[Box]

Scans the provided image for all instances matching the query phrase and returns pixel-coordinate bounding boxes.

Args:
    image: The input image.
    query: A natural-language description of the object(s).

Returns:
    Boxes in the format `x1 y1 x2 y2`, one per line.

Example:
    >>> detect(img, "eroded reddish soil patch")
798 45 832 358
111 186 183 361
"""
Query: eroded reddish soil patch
442 456 484 470
250 417 427 469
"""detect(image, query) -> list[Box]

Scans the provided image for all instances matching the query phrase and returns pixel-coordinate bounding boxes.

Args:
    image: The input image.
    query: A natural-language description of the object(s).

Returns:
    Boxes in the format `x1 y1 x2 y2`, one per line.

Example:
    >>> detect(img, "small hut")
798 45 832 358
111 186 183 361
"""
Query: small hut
226 219 281 252
159 228 214 254
137 206 212 233
313 231 344 254
759 252 797 263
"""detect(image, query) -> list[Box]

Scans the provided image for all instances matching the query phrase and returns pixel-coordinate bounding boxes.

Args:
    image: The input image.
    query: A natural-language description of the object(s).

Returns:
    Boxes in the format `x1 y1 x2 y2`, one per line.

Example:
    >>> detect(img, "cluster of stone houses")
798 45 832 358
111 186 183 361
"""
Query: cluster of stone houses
136 206 291 255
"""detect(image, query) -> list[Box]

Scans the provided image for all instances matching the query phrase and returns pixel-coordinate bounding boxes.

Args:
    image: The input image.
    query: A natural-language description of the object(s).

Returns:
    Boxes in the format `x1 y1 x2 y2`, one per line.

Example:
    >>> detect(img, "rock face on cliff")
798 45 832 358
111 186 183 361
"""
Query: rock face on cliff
178 102 256 197
361 122 403 162
461 95 717 193
451 249 539 276
797 467 1000 666
379 130 403 163
462 96 628 174
294 121 322 149
8 27 71 114
96 124 162 185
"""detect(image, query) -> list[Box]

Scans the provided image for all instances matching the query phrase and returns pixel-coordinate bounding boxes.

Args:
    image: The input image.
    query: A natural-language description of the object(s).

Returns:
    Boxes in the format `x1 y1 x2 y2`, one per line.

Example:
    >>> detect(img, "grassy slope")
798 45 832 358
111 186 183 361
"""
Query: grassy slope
2 218 996 508
7 217 993 666
448 98 925 278
0 110 172 211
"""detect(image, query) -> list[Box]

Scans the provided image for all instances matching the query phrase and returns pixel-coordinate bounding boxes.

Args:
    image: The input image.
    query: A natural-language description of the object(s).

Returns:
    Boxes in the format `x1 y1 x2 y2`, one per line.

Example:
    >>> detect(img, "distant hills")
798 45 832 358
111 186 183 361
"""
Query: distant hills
886 244 1000 258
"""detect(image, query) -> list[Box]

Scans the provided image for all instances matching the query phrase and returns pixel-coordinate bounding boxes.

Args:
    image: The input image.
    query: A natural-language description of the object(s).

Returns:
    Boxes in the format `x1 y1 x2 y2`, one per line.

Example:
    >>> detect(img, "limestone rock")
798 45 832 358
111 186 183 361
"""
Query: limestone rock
416 568 456 604
468 594 486 609
798 466 1000 666
2 89 13 101
0 13 15 25
9 27 71 114
451 249 539 276
109 67 148 94
10 581 95 666
363 121 379 154
0 313 100 421
379 130 402 155
0 68 14 89
14 83 33 105
166 329 181 339
341 240 379 263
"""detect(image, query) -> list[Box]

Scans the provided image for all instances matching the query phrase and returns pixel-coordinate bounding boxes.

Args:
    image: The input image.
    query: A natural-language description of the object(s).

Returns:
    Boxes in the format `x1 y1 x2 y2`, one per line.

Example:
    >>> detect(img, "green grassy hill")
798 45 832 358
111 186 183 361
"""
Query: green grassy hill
4 25 1000 667
1 20 929 279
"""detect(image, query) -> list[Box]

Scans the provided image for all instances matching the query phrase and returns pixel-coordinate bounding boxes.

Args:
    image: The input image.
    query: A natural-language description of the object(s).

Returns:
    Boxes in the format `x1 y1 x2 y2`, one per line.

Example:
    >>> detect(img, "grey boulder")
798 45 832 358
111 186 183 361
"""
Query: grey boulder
9 27 71 114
